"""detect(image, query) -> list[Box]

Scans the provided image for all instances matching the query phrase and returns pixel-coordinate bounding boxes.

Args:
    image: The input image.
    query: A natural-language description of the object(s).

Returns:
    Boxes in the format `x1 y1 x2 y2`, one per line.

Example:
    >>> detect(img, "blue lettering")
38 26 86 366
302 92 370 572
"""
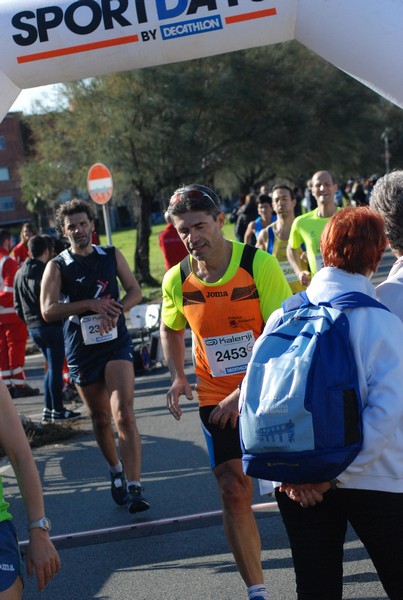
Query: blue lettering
156 0 188 21
188 0 217 16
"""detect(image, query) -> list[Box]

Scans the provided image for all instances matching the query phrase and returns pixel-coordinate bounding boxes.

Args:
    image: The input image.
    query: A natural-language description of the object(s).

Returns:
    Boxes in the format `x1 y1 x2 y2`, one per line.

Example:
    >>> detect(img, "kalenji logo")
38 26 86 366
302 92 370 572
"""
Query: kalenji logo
11 0 277 59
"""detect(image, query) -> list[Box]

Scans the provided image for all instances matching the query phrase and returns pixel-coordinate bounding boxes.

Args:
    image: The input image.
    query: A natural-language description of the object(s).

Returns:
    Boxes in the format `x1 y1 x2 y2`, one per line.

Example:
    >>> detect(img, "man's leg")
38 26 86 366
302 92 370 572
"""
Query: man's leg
40 326 66 414
104 359 141 482
104 359 149 512
29 328 53 415
7 318 28 387
76 381 120 468
214 459 264 587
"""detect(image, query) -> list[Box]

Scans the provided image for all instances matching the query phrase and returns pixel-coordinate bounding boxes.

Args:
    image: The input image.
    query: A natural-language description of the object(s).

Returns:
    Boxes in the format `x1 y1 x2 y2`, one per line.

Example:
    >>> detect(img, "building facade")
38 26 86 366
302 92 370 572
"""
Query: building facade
0 113 33 228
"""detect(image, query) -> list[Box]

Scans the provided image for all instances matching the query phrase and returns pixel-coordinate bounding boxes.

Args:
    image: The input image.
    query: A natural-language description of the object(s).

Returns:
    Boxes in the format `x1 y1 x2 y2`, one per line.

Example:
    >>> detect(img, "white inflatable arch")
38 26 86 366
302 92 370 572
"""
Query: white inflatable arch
1 0 402 122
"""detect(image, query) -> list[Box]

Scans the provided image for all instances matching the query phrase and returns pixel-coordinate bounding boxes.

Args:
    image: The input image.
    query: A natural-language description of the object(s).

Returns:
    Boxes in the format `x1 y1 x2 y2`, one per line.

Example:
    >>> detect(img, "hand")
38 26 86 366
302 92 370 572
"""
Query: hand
26 530 61 591
92 297 122 319
279 482 332 508
298 270 311 287
208 391 240 429
166 377 194 421
99 315 119 336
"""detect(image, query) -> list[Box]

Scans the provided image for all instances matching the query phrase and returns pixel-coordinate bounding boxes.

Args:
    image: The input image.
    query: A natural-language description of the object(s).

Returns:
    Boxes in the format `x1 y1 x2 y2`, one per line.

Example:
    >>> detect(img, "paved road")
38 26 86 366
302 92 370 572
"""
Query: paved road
2 250 395 600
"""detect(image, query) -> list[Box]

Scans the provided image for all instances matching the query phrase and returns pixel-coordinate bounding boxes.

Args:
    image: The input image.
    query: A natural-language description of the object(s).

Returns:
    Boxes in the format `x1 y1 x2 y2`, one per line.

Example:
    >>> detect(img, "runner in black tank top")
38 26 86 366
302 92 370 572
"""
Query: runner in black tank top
41 199 150 515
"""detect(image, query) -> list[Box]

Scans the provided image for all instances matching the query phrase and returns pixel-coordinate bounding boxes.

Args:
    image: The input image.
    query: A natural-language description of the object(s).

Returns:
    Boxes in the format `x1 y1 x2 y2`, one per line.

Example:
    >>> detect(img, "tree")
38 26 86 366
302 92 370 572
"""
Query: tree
19 42 399 283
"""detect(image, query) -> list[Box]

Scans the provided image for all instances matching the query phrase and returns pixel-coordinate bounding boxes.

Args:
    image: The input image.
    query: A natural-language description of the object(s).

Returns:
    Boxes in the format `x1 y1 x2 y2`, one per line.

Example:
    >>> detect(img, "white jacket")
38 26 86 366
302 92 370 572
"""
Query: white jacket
265 267 403 493
376 256 403 322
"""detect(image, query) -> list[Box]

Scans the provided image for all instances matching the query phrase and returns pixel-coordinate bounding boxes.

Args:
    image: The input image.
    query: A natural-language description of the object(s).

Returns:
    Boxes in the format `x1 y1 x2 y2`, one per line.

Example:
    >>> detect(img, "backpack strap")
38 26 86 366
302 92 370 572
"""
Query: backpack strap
329 291 390 312
267 227 275 254
282 291 309 312
239 243 258 276
281 290 390 318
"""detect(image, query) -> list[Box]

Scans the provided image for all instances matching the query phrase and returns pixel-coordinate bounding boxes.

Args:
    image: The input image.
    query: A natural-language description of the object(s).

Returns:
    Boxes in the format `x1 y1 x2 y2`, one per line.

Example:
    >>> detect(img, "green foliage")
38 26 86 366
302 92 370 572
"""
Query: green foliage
19 41 403 280
21 42 399 202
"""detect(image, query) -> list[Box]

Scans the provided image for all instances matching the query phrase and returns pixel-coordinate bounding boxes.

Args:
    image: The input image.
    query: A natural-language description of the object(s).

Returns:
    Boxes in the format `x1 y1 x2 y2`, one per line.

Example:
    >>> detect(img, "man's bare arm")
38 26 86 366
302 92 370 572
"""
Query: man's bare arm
160 322 193 420
286 244 311 287
256 228 268 251
244 221 256 245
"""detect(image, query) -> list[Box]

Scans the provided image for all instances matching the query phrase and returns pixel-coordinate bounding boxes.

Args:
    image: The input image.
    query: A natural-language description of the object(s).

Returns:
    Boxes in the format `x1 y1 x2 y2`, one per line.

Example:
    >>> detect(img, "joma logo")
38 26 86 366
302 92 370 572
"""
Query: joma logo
206 291 228 298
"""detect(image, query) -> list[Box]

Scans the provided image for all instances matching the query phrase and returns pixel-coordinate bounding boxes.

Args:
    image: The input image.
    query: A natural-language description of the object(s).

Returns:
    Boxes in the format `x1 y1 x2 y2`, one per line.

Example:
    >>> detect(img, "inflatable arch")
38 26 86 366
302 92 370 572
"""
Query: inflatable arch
1 0 402 122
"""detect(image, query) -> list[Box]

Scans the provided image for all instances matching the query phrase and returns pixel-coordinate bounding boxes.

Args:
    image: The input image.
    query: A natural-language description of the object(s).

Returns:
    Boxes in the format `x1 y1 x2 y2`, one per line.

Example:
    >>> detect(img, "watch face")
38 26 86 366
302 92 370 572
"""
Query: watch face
30 517 51 531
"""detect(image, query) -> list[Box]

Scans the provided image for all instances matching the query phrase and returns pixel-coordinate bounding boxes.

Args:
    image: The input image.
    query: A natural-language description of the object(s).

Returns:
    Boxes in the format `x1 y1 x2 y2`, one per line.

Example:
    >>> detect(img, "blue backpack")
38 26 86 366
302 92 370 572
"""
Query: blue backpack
239 291 389 483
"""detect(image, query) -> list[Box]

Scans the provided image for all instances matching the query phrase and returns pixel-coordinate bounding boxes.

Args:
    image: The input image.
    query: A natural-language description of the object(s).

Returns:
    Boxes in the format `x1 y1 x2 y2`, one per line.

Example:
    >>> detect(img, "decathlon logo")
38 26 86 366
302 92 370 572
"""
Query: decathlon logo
161 15 222 40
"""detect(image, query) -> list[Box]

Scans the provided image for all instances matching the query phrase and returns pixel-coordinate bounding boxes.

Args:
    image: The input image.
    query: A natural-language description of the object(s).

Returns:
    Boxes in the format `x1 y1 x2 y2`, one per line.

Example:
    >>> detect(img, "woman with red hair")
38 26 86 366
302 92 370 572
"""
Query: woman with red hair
264 207 403 599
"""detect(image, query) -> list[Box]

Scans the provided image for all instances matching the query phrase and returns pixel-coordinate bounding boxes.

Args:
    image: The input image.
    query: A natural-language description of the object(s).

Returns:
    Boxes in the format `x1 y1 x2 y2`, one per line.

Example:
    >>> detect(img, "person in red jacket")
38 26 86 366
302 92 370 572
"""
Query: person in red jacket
158 211 188 270
12 222 36 268
0 229 39 398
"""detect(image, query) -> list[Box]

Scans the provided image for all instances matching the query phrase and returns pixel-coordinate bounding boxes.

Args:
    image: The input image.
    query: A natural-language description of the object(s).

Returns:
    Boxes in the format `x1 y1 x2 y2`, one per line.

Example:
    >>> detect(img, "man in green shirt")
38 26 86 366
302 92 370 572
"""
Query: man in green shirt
287 171 338 287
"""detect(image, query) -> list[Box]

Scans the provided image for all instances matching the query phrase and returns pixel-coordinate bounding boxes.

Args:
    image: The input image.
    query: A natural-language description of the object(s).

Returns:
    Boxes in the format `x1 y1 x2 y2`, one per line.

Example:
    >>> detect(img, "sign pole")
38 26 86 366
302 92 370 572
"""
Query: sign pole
87 162 114 245
102 204 113 246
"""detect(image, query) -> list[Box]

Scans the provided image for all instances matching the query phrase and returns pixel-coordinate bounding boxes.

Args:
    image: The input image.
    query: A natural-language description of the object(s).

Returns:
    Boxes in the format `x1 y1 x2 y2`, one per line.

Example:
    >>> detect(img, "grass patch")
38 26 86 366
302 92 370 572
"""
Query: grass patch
0 419 84 459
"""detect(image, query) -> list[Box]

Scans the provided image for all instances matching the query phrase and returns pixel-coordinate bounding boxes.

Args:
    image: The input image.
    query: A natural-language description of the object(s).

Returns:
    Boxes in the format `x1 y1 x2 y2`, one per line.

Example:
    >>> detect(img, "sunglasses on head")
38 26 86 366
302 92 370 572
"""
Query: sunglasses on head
169 189 219 208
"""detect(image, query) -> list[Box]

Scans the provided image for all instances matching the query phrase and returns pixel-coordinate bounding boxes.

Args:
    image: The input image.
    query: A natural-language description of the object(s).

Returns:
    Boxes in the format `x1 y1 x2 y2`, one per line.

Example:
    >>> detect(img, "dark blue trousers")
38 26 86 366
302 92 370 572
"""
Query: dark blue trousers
29 325 65 413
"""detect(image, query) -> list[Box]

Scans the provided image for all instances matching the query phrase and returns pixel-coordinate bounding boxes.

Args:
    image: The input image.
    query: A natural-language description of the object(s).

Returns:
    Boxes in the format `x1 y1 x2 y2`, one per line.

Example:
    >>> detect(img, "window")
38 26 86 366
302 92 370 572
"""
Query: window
0 137 5 151
0 196 15 211
0 168 10 181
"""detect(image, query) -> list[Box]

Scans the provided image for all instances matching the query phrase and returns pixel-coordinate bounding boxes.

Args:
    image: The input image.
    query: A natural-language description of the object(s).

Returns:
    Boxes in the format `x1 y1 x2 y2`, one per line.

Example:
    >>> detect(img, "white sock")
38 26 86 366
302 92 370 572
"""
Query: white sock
127 480 141 488
109 460 123 474
248 584 269 600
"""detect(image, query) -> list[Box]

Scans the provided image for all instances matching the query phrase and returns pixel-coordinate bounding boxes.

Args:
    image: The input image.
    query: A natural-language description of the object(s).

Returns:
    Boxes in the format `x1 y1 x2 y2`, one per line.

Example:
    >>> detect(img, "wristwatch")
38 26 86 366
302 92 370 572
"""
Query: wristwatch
29 517 51 532
330 479 340 491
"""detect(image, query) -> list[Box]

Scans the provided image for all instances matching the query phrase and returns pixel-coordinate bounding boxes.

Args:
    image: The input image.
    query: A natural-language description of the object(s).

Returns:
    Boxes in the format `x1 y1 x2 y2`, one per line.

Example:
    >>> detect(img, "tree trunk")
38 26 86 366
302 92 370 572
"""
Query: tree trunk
134 190 160 286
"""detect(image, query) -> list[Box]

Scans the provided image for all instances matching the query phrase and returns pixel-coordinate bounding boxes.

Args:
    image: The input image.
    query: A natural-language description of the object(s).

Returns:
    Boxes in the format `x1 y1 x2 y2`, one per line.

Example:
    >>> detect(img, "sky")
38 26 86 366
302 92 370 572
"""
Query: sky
10 84 62 114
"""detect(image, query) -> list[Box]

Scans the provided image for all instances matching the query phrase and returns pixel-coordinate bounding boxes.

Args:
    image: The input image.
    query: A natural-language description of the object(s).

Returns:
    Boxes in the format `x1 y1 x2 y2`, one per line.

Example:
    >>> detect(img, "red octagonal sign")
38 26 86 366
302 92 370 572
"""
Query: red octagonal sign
87 163 113 205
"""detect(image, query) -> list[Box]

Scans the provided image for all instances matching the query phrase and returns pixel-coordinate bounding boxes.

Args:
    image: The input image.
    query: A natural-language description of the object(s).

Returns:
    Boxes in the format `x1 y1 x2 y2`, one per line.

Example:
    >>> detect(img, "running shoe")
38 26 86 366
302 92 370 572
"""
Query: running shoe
127 484 150 514
51 409 81 423
41 409 52 424
110 469 128 506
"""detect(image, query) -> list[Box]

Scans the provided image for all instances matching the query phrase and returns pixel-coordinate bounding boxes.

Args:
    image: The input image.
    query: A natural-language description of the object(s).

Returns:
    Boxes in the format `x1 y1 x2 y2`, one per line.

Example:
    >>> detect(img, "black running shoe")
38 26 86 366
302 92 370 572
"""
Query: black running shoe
51 409 81 423
127 484 150 514
110 470 128 506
